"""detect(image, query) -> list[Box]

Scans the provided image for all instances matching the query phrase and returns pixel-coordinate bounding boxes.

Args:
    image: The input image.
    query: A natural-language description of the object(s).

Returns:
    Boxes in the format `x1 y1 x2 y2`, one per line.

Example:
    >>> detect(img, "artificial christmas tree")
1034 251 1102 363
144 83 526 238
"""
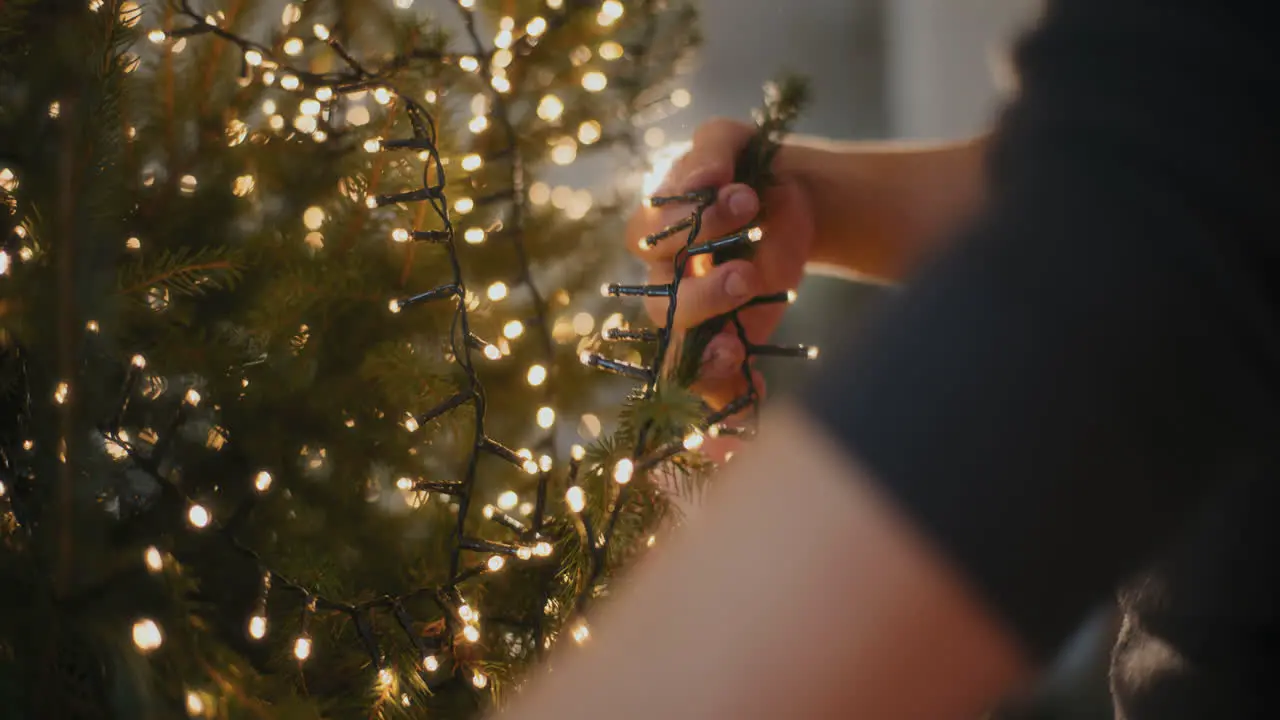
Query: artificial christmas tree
0 0 812 716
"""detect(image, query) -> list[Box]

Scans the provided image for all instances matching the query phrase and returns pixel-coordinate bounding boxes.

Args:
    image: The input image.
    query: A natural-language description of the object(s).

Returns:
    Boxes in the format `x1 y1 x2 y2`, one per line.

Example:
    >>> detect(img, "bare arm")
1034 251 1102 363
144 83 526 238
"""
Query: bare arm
501 404 1028 719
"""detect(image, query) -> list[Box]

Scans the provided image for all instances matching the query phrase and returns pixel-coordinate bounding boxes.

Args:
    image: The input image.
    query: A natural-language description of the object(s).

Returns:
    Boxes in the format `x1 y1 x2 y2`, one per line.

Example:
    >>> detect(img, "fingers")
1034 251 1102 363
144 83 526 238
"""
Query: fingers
629 183 760 260
641 259 760 330
656 118 756 196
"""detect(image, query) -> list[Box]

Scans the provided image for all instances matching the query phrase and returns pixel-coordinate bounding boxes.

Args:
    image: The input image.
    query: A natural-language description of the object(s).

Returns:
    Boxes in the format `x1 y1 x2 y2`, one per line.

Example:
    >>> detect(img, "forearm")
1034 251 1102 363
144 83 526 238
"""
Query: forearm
501 405 1027 719
779 134 988 280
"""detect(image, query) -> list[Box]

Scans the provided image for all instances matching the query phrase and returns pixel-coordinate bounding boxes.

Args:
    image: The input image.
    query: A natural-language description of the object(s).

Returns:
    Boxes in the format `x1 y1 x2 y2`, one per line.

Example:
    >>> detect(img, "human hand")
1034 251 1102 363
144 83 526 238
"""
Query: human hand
626 119 816 409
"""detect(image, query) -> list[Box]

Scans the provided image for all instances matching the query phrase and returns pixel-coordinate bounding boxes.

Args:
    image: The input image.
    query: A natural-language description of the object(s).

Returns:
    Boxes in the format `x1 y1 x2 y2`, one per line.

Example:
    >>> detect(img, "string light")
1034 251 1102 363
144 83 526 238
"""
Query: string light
312 23 330 40
534 540 553 557
487 282 508 301
565 486 586 513
454 197 474 214
144 546 164 572
377 668 395 690
613 458 634 485
268 115 285 131
374 87 393 105
248 614 267 640
526 16 548 35
294 635 312 661
671 88 693 108
582 71 608 92
185 691 204 717
503 320 524 339
126 236 142 250
550 137 578 166
0 167 16 192
147 29 166 44
53 381 69 405
599 41 624 60
299 98 321 116
571 620 590 644
458 0 475 7
281 3 301 25
536 94 564 122
683 429 705 451
315 86 334 102
132 618 163 652
187 503 211 529
459 56 480 73
461 154 483 172
184 388 202 406
462 625 480 643
527 365 547 387
536 406 555 428
487 555 506 572
497 490 519 511
469 115 489 133
423 655 440 672
471 669 487 688
243 49 263 66
577 120 602 145
598 0 625 25
253 470 273 493
283 37 304 55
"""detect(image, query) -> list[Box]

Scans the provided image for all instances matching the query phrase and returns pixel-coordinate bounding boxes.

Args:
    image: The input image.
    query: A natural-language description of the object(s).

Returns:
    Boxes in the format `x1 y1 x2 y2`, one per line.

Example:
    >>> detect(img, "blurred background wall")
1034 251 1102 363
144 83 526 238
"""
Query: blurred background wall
663 2 1116 718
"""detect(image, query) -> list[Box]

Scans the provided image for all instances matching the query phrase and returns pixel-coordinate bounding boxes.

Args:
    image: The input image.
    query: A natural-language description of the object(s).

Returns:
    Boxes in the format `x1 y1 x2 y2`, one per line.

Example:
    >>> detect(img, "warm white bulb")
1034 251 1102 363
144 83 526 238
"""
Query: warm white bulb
613 458 634 485
517 546 533 560
396 477 414 491
454 197 474 214
248 614 267 640
280 74 300 91
807 346 821 360
487 282 508 301
571 444 586 461
550 137 578 166
472 669 487 688
787 289 799 304
483 344 501 361
459 56 480 73
184 388 202 407
303 205 325 230
254 470 273 492
299 98 321 117
582 71 608 92
461 154 483 172
388 299 403 315
147 29 166 44
283 37 304 55
144 546 163 572
497 490 519 511
314 87 333 102
377 667 394 689
565 486 586 513
599 41 624 60
527 365 547 387
464 227 486 245
244 49 263 66
503 320 524 339
374 87 393 105
187 503 211 528
458 0 475 7
423 654 440 672
391 228 411 244
294 635 312 660
577 120 602 145
186 690 205 716
536 406 556 429
571 620 590 644
132 618 163 652
130 354 147 369
683 430 705 451
402 414 420 432
748 226 764 242
534 541 553 557
312 23 330 40
526 16 548 35
536 94 564 122
463 625 480 643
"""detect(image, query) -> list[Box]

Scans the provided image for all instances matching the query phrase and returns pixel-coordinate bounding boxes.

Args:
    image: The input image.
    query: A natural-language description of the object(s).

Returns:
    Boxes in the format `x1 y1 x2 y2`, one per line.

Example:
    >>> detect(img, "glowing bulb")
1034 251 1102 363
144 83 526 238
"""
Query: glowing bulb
148 29 166 44
748 226 764 242
374 87 393 105
683 430 705 451
571 620 590 643
550 137 578 165
346 105 371 126
577 120 602 145
365 195 379 209
787 289 799 304
53 381 70 404
363 137 383 153
807 346 821 360
299 98 321 117
144 546 163 572
315 86 333 102
454 197 474 214
248 614 267 639
465 227 486 244
582 71 608 92
491 75 511 93
86 320 100 333
565 486 586 513
548 0 563 8
312 23 330 40
132 618 163 652
461 154 483 172
469 115 489 134
294 635 312 661
536 407 556 428
377 668 394 689
283 37 304 55
599 0 624 23
503 320 524 339
536 94 564 122
534 541 553 557
517 546 533 560
613 458 634 485
303 206 325 229
184 388 202 406
483 344 501 361
388 299 403 314
180 174 199 194
424 90 438 104
186 691 205 716
187 503 211 528
599 41 623 60
527 365 547 386
244 49 263 66
527 16 548 35
459 56 479 73
571 444 586 461
423 655 439 672
282 3 301 25
262 70 276 86
391 228 410 243
487 282 508 301
232 174 256 197
0 167 16 192
458 604 476 622
129 354 147 370
472 670 487 688
463 625 480 643
497 490 518 510
487 555 506 572
671 88 692 108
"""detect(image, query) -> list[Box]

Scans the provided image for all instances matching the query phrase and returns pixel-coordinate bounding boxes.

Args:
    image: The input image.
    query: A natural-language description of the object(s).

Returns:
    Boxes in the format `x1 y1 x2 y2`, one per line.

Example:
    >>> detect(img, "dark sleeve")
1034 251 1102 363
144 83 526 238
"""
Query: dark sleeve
799 0 1280 662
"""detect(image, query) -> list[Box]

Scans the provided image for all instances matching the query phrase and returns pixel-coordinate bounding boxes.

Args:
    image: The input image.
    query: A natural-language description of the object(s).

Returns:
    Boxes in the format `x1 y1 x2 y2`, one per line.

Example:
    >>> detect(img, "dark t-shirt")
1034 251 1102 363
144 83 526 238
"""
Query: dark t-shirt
799 0 1280 717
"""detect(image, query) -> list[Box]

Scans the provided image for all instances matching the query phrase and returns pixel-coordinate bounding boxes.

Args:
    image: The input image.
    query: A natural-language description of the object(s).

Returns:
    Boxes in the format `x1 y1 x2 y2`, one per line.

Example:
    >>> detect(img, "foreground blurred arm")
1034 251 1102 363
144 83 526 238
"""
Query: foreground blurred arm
503 404 1029 719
